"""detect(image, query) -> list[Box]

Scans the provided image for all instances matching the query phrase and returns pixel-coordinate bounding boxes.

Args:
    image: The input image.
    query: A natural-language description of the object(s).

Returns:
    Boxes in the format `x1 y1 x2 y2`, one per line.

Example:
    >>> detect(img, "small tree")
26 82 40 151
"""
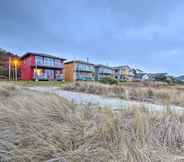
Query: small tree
0 49 7 79
99 76 118 85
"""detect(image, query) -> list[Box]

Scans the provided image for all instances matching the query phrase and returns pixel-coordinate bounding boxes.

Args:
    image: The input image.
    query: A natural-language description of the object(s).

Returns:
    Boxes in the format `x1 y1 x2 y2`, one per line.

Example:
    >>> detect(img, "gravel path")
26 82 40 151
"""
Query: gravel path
29 86 184 112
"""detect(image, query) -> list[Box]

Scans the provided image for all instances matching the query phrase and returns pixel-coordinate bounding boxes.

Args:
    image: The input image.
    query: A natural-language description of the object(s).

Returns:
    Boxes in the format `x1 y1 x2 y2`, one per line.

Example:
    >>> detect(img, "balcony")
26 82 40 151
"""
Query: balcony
76 73 95 81
34 56 64 69
76 66 95 73
33 62 64 69
33 73 64 81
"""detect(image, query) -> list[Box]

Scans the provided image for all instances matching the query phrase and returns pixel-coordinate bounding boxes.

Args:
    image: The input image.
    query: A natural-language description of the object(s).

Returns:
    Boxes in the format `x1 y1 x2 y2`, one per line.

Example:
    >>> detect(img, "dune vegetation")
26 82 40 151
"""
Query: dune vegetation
64 81 184 107
0 83 184 162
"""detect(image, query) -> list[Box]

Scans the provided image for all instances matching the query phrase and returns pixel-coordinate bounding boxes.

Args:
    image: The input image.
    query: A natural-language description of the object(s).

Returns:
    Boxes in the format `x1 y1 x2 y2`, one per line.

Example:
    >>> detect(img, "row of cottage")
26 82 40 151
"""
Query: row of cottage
20 52 144 81
2 52 145 81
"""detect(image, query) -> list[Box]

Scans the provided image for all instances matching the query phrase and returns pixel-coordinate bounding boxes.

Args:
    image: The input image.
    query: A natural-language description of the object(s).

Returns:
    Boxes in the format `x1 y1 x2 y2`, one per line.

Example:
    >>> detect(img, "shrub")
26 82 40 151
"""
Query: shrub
99 76 118 85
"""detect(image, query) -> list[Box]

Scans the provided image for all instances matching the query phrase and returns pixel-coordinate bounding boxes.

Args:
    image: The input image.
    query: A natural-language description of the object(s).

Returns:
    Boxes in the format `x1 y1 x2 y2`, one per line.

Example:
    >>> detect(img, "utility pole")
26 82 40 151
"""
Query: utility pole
35 59 38 81
9 57 11 80
14 60 17 81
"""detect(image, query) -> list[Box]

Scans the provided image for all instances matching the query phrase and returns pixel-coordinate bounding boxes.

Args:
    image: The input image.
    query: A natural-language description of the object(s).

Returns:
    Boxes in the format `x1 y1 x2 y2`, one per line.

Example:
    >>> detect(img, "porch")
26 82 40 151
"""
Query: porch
33 68 64 81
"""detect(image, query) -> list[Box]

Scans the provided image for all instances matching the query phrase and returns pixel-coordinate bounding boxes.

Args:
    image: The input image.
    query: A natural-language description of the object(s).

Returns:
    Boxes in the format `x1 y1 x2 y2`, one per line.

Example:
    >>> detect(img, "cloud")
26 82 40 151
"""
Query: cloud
0 0 184 75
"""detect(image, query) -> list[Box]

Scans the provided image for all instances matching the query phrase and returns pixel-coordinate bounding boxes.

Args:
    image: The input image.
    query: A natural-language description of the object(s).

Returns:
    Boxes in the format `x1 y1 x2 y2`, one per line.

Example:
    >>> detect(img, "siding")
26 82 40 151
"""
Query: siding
21 55 34 80
64 63 75 81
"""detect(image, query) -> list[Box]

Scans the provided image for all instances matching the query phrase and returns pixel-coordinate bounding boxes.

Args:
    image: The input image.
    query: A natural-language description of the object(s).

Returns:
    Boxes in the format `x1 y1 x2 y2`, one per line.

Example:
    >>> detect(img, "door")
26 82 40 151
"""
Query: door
45 70 54 80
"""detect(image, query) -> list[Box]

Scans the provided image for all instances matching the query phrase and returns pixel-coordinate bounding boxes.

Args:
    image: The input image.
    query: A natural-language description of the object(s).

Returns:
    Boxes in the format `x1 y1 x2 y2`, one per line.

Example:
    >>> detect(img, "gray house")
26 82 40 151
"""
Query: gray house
95 64 113 80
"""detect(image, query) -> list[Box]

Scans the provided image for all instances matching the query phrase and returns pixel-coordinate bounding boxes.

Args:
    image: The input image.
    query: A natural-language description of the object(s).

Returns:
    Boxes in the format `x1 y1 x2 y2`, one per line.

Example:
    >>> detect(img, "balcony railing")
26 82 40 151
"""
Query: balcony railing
33 74 64 81
76 75 94 81
76 67 95 72
35 62 64 68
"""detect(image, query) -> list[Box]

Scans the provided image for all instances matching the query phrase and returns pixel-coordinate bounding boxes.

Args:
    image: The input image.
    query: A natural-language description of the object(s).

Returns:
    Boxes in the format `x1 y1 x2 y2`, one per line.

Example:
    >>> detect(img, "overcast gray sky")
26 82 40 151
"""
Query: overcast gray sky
0 0 183 75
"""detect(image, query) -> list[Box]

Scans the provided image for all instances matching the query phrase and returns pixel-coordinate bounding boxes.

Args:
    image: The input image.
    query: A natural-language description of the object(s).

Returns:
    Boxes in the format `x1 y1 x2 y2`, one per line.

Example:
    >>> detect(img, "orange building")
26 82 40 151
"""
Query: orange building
64 60 95 81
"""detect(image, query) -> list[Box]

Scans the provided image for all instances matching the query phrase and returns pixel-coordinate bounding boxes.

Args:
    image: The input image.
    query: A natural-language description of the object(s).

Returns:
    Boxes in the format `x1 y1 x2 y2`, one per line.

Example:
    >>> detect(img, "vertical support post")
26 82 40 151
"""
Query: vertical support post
15 61 17 81
12 63 15 81
35 58 38 81
9 57 11 80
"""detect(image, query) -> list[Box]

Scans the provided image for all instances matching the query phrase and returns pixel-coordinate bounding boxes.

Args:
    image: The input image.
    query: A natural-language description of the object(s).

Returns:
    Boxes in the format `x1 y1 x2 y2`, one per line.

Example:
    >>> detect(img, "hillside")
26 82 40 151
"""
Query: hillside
0 83 184 162
0 49 20 79
176 75 184 81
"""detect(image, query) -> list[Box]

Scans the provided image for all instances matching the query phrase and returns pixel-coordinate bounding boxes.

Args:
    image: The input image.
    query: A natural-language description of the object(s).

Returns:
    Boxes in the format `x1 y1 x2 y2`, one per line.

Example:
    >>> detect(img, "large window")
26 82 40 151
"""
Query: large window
98 67 112 74
33 68 44 79
44 57 54 66
35 56 43 65
76 64 95 72
76 72 94 80
54 59 63 67
55 70 64 80
45 69 54 80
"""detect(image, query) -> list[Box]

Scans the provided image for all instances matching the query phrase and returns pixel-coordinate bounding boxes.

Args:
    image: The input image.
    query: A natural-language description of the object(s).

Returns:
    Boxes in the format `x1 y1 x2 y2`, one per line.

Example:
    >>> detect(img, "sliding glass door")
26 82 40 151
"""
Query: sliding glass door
45 70 54 80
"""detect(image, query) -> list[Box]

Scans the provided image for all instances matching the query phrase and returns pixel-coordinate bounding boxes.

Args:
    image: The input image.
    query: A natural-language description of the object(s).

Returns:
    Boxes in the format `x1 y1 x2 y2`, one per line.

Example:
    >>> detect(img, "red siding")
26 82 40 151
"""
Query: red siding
21 55 35 80
21 54 65 81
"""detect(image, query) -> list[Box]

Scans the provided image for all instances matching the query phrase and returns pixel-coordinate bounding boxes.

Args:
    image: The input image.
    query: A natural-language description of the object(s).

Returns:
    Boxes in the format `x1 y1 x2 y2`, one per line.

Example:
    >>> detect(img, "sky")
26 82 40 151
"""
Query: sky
0 0 183 76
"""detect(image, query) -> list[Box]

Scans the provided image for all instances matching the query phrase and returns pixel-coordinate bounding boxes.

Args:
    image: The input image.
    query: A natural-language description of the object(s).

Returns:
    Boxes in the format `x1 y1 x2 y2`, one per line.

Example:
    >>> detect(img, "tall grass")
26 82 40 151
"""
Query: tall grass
64 82 184 107
0 85 184 161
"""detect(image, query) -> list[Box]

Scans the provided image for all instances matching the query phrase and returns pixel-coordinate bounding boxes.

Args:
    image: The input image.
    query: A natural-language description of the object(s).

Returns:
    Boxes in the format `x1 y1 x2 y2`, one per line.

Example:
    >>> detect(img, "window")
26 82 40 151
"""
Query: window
33 68 44 79
35 56 43 65
44 57 54 66
76 72 94 80
77 64 94 72
55 59 62 67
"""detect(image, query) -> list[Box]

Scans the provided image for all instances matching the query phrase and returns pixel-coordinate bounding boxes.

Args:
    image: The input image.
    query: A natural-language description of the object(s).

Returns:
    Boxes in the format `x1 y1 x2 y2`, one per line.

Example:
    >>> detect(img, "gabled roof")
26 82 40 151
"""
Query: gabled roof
6 52 20 58
95 64 113 69
21 52 66 61
64 60 94 66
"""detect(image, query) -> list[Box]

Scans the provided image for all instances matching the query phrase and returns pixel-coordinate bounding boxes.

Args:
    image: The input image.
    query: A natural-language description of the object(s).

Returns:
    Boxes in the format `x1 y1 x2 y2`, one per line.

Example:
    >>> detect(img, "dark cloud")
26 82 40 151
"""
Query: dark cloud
0 0 183 75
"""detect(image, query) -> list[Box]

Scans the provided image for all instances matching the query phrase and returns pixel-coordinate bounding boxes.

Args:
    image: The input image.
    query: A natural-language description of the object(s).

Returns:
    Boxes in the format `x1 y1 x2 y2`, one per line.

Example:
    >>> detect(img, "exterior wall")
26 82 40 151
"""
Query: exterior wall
95 66 113 80
64 62 95 81
76 63 95 81
113 66 136 81
21 54 65 81
64 63 75 81
122 68 129 80
21 55 35 80
113 68 121 80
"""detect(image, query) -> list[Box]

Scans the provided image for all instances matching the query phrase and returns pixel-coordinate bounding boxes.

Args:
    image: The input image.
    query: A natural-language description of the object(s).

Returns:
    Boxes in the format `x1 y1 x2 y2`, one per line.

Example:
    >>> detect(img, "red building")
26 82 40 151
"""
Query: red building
21 53 66 81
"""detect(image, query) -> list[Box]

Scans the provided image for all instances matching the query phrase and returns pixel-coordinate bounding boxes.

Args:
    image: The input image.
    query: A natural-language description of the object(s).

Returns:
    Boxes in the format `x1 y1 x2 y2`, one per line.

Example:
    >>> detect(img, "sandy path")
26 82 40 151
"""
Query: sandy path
29 86 184 112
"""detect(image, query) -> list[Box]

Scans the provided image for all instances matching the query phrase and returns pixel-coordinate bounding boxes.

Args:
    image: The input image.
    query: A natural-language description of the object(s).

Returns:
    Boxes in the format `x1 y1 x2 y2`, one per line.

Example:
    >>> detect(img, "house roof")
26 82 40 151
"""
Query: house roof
112 65 130 69
95 64 113 69
6 52 20 58
20 52 66 61
64 60 94 66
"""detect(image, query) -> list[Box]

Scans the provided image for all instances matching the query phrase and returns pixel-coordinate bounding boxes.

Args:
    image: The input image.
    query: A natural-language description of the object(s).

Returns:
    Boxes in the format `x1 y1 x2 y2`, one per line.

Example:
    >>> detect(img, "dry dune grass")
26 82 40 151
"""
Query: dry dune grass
0 84 184 161
64 82 184 107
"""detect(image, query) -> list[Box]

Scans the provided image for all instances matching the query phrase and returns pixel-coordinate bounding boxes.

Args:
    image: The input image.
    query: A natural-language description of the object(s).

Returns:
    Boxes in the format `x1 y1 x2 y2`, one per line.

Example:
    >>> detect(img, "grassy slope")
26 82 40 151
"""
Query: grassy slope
0 84 184 161
64 81 184 107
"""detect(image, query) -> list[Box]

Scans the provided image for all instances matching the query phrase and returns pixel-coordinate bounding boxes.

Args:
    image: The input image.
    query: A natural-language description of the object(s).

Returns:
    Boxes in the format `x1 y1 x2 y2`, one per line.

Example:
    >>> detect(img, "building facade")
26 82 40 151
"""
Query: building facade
64 60 95 81
95 64 113 80
113 66 135 81
21 53 65 81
